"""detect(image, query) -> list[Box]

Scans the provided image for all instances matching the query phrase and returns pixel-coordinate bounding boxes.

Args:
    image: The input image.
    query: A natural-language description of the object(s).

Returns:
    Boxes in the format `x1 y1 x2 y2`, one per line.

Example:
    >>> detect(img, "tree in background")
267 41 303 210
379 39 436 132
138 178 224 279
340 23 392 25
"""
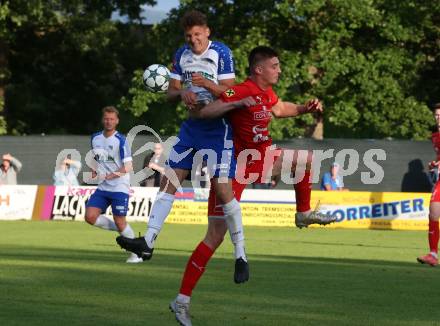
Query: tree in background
1 0 155 135
2 0 440 139
123 0 440 140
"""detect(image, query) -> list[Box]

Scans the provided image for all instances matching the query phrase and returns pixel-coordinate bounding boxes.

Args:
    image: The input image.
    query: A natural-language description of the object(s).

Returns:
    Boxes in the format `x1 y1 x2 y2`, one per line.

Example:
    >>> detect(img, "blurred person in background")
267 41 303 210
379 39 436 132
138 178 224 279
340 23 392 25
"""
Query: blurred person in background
84 106 142 264
141 143 165 187
320 162 348 191
0 153 22 185
53 155 82 186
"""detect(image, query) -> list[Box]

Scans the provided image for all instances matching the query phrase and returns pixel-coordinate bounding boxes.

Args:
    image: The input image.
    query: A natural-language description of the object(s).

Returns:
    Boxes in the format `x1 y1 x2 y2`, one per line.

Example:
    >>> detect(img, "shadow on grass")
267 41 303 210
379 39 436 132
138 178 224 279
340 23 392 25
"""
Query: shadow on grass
1 245 440 325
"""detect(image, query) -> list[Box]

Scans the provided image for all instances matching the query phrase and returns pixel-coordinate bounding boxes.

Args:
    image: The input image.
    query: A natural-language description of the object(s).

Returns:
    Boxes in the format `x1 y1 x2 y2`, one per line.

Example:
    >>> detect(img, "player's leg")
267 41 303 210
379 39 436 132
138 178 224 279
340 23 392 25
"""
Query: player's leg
212 178 246 255
85 189 116 230
116 131 194 257
116 168 189 260
418 183 440 266
144 168 189 246
270 148 336 228
171 218 227 325
109 192 143 263
212 176 250 283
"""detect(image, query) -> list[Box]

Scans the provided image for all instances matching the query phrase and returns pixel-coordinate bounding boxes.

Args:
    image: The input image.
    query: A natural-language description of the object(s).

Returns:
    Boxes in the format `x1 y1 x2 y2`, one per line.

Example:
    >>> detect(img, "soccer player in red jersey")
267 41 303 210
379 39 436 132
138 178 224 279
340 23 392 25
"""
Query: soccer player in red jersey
170 46 336 325
418 103 440 267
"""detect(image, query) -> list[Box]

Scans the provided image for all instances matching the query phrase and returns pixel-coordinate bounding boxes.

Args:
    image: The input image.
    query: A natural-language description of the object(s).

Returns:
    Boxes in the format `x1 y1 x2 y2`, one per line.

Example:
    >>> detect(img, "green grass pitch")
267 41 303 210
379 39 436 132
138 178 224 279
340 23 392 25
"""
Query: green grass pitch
1 221 440 325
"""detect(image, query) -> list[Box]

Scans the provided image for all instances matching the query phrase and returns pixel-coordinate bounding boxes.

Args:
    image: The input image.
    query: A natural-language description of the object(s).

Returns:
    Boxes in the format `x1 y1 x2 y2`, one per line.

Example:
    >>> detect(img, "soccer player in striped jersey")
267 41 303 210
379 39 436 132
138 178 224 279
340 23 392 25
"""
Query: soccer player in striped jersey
84 106 141 263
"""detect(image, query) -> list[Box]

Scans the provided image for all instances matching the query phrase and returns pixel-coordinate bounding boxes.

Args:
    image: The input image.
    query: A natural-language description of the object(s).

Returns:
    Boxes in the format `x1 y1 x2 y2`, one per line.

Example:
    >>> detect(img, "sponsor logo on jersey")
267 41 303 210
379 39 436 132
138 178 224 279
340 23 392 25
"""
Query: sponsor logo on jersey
252 125 267 134
254 111 271 120
225 89 235 97
252 124 269 143
182 70 215 82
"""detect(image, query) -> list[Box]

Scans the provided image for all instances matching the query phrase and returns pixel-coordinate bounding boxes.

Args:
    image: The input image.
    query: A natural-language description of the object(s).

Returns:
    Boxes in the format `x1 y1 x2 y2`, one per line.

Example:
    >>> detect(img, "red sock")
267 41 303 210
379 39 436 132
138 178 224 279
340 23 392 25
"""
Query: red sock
179 241 214 296
429 220 439 254
294 170 311 212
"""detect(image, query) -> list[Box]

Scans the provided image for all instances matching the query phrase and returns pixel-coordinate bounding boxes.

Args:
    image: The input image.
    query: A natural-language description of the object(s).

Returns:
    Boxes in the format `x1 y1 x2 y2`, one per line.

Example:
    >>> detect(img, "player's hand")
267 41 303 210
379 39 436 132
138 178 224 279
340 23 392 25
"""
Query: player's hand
181 89 197 109
235 96 257 108
105 172 122 180
429 161 439 170
2 153 12 161
191 73 208 88
305 99 323 113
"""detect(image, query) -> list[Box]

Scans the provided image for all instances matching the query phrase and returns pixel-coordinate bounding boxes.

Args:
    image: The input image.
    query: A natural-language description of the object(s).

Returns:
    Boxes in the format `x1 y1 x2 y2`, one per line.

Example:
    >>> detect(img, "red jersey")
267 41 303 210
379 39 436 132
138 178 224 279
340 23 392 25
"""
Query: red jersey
219 78 278 155
432 131 440 161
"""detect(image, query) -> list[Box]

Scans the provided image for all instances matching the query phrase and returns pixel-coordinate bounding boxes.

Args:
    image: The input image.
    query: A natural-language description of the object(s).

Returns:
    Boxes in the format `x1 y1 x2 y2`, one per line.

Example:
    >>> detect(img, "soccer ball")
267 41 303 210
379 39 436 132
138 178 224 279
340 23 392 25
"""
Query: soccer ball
143 64 170 93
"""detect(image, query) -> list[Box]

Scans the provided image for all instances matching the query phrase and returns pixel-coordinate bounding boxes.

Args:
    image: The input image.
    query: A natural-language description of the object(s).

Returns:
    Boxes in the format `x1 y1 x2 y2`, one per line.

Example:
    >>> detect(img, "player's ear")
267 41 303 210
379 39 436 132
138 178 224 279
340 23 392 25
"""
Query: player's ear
256 65 263 75
206 27 211 37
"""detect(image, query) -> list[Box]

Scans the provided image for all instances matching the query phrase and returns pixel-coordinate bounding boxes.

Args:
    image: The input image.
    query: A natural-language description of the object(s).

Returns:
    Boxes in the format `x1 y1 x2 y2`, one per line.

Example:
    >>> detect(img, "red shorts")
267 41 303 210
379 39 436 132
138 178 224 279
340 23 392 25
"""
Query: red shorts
431 181 440 203
207 147 282 218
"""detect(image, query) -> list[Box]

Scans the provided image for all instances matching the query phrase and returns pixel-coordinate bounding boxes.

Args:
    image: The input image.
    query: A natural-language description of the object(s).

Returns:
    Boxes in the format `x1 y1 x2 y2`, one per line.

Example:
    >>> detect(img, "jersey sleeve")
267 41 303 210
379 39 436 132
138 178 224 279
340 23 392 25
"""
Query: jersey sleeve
269 88 279 106
216 43 235 81
117 135 132 163
170 46 186 81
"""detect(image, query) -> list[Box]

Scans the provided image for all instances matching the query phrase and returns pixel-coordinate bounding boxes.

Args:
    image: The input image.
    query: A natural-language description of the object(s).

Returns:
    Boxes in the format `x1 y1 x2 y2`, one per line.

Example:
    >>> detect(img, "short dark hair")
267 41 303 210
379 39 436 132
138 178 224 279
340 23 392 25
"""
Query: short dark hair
102 106 119 117
248 46 279 73
434 103 440 111
180 10 208 30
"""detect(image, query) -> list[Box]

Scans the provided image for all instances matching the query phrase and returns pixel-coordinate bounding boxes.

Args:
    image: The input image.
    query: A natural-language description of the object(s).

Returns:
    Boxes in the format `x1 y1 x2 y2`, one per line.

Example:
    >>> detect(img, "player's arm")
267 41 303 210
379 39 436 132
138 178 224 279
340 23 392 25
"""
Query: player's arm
196 96 256 119
148 162 165 174
429 160 440 170
167 78 198 108
191 74 235 97
272 99 323 118
105 161 133 180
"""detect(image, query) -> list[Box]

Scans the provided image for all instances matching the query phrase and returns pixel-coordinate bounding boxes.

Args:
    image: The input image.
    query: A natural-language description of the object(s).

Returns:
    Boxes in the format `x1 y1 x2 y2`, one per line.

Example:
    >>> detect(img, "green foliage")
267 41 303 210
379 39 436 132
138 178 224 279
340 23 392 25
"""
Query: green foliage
1 0 155 135
2 0 440 139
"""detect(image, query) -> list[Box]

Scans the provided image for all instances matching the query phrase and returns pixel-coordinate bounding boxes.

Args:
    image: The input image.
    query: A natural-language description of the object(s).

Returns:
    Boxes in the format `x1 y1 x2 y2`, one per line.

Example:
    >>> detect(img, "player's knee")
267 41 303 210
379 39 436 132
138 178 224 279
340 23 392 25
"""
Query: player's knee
84 212 97 225
215 186 233 204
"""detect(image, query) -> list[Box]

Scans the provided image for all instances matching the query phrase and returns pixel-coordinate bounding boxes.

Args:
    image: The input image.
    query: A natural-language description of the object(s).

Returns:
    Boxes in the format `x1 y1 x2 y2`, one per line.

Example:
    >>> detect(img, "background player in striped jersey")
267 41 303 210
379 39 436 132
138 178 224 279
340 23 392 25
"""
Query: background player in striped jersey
116 10 248 286
418 103 440 266
170 46 337 325
84 106 141 263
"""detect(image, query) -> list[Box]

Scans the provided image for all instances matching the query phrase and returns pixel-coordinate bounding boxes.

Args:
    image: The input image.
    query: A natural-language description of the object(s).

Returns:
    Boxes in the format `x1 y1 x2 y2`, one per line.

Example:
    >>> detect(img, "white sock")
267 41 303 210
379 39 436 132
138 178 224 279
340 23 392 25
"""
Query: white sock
177 293 190 304
144 192 175 248
94 215 118 231
430 251 438 259
223 198 247 261
120 224 135 239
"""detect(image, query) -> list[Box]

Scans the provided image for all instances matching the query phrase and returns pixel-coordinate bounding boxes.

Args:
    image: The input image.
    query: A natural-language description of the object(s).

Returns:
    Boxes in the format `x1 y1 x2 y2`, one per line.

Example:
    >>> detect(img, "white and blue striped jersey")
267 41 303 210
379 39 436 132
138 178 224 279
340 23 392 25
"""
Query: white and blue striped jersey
91 131 132 194
170 40 235 103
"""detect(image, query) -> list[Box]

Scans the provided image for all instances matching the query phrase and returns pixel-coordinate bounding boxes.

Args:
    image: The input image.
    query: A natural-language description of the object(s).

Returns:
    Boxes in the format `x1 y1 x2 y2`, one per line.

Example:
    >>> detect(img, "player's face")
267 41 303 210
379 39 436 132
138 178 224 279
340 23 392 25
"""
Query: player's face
435 109 440 128
259 57 281 85
102 112 119 132
184 25 210 55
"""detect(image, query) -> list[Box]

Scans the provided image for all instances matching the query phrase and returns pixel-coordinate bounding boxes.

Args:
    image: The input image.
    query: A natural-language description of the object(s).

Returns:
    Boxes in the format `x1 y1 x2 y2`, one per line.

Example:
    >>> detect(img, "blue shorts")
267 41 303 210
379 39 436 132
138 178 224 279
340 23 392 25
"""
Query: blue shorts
168 118 236 178
86 189 129 216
